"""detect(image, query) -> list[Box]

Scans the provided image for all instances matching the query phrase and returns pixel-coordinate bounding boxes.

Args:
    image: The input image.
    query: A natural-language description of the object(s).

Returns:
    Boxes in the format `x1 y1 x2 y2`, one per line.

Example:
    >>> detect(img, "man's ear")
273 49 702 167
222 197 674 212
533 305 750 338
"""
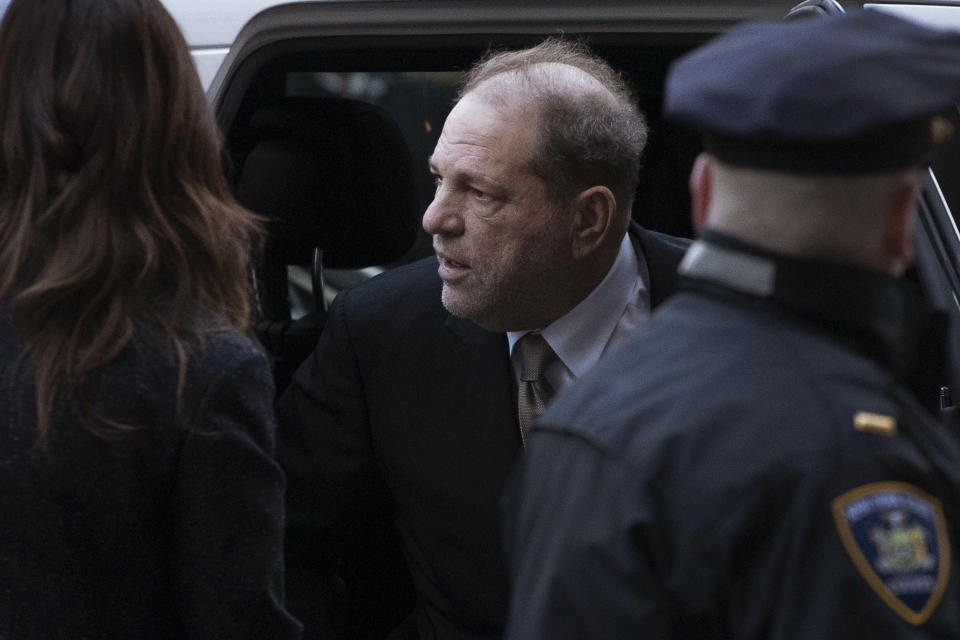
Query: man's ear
689 152 713 230
570 185 617 260
881 172 922 276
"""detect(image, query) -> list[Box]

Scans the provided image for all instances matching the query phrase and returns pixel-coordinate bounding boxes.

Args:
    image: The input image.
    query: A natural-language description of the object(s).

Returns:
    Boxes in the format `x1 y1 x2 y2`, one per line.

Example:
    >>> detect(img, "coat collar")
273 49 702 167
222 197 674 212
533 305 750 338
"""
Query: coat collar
680 230 945 387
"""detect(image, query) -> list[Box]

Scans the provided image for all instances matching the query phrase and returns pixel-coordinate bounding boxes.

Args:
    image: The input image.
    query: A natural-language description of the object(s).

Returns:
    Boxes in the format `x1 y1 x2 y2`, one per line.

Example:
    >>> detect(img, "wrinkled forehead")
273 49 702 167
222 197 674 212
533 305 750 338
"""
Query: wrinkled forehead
451 64 608 148
470 62 611 102
433 91 541 169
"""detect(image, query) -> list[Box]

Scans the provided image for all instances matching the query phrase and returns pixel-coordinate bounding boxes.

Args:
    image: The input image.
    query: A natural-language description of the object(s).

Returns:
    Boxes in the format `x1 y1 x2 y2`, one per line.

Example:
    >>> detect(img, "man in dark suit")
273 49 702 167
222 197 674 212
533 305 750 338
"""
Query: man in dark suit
277 38 688 640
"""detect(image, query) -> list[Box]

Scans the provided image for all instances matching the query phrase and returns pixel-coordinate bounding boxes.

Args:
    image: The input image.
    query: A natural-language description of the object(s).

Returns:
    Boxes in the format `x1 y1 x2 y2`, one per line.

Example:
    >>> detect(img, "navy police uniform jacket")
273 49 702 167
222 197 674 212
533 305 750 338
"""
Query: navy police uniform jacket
504 231 960 639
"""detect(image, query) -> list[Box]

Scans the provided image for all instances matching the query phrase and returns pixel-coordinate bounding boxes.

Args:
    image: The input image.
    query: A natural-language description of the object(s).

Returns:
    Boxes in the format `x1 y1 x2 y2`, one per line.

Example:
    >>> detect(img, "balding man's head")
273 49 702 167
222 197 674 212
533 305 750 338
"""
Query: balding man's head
422 40 650 330
459 39 647 232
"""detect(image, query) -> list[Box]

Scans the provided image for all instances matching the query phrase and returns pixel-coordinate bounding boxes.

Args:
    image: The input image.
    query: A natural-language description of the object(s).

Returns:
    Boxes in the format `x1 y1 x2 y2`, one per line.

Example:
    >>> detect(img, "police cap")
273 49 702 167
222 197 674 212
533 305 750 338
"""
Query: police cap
663 10 960 173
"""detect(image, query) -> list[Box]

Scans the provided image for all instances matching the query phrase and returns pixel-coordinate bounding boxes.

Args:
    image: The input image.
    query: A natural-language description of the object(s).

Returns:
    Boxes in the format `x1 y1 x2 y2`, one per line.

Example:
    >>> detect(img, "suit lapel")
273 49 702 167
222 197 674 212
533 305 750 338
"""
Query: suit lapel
630 222 690 309
437 312 518 427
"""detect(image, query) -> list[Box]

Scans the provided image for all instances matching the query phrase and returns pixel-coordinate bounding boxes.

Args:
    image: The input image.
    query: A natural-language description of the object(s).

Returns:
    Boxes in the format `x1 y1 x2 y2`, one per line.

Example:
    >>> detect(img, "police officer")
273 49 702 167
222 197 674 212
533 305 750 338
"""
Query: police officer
503 10 960 639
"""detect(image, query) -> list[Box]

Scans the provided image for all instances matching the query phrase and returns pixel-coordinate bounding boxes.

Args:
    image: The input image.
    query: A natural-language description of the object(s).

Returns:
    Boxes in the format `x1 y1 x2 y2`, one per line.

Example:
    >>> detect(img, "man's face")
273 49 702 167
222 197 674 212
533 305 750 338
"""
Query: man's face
423 92 574 331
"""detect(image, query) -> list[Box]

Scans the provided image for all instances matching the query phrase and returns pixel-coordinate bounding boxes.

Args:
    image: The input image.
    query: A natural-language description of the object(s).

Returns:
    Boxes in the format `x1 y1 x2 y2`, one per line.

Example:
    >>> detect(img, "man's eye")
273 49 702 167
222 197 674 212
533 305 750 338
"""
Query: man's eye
432 176 443 191
470 188 489 201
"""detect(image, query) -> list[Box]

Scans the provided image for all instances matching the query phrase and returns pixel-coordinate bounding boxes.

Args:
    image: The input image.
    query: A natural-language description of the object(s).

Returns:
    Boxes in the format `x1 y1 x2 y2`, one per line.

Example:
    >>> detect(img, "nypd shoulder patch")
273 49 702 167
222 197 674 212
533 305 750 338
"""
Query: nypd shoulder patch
831 482 951 625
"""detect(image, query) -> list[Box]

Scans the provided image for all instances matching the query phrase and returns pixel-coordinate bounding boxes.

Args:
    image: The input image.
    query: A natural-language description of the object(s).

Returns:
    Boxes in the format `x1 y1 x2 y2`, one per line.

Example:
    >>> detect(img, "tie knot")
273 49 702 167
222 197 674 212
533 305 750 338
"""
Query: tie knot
519 333 556 382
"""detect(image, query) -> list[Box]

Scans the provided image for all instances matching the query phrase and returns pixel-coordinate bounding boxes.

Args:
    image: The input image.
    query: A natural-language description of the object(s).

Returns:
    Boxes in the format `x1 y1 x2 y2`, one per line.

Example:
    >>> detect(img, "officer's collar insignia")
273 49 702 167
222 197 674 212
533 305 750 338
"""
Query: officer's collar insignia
853 411 897 437
832 482 951 625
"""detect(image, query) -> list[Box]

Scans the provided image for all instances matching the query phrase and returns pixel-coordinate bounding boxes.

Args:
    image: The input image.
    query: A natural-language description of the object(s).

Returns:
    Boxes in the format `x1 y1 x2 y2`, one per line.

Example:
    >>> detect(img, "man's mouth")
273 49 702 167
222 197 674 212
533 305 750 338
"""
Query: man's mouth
439 255 468 269
436 252 471 280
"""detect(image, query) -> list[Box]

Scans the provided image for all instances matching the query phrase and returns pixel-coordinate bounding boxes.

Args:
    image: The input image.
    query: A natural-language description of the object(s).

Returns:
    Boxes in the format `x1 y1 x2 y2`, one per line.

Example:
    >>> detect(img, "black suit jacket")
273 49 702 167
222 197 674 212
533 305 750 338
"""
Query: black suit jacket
277 226 689 640
0 314 301 640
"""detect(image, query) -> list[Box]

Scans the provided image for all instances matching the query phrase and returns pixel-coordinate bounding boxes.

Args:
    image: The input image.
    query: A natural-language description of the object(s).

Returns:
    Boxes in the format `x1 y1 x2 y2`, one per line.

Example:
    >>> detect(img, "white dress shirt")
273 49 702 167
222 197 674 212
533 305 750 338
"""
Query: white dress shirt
507 233 651 393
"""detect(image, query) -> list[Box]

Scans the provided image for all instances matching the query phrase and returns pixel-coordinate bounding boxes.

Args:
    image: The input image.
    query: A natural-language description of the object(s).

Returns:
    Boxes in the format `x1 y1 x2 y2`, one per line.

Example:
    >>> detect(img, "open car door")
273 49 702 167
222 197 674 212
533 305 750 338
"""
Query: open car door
786 0 960 422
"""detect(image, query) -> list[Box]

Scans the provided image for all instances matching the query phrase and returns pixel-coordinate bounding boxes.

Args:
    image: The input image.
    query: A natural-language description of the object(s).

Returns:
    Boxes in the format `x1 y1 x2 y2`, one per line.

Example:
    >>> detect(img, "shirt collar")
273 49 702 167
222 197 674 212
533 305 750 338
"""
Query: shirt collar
507 234 644 377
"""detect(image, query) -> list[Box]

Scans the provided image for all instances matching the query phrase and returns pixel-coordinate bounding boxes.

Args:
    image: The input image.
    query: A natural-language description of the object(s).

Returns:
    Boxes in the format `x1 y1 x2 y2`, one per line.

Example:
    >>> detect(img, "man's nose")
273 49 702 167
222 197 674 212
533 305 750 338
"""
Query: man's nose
422 189 464 236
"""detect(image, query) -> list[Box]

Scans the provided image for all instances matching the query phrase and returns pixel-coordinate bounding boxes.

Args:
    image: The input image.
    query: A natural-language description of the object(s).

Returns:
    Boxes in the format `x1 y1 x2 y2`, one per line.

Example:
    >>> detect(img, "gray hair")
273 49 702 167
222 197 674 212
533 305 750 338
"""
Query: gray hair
461 39 648 227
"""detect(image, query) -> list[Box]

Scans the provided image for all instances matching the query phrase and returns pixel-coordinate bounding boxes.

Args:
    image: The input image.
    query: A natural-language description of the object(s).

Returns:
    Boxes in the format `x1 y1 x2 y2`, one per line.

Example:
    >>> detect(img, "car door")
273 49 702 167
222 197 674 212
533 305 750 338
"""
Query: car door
861 1 960 412
786 0 960 415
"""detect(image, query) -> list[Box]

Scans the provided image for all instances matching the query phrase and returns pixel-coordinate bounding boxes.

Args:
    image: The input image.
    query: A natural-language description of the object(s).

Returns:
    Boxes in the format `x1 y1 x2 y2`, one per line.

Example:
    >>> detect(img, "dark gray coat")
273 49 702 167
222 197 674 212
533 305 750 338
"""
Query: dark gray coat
0 312 302 640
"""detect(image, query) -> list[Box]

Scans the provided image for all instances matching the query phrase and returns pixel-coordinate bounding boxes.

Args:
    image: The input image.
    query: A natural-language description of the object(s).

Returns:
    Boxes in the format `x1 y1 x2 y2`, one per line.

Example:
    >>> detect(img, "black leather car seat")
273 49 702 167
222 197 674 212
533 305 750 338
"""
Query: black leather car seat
237 96 419 394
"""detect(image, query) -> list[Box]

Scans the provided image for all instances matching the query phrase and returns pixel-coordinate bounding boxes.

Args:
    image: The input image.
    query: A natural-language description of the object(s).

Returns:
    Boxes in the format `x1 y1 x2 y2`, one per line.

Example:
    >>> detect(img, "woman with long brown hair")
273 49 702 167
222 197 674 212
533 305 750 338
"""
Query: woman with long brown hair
0 0 301 637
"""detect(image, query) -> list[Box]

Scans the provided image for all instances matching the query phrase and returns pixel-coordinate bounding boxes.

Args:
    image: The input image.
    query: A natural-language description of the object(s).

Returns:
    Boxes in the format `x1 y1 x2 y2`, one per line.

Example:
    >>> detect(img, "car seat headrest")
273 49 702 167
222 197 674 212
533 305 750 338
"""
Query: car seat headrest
237 96 419 269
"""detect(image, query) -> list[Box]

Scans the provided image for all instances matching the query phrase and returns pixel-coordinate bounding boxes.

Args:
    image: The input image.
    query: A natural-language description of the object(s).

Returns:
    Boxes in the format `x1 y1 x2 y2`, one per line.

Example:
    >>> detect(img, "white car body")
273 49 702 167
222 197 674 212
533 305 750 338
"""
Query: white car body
161 0 311 89
163 0 960 93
